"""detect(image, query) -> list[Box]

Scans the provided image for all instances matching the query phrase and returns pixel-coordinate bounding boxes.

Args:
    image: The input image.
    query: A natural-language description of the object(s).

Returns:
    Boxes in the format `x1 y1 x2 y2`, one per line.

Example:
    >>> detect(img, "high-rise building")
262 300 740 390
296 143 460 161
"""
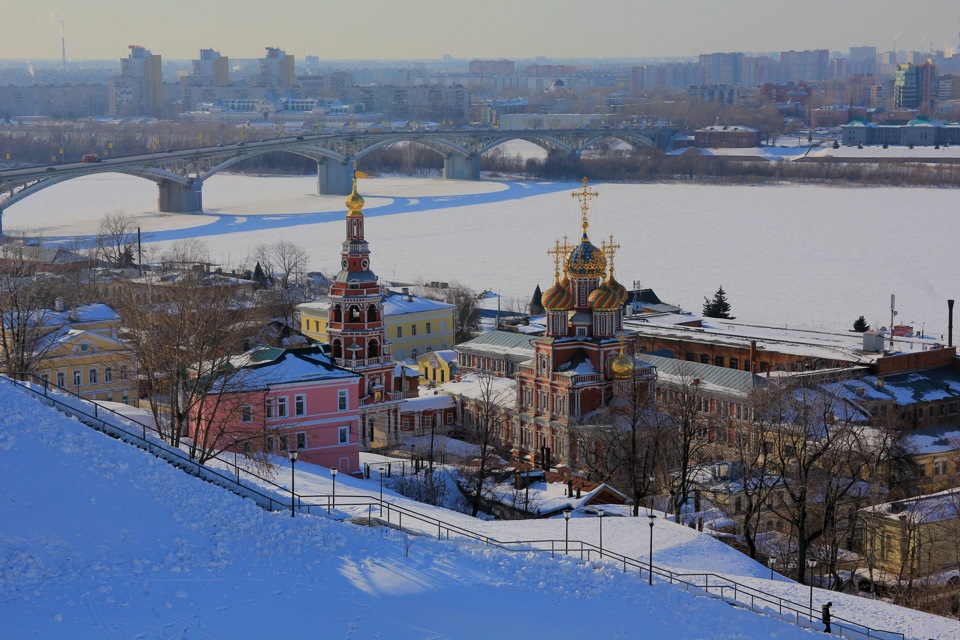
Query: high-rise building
256 47 296 88
109 45 162 117
895 61 940 113
848 46 878 76
192 48 229 86
699 52 745 86
780 49 829 83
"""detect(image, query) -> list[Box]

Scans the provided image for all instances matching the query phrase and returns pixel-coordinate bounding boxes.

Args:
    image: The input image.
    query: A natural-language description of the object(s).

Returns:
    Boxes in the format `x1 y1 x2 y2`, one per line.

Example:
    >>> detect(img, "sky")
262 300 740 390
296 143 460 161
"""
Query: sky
2 0 959 62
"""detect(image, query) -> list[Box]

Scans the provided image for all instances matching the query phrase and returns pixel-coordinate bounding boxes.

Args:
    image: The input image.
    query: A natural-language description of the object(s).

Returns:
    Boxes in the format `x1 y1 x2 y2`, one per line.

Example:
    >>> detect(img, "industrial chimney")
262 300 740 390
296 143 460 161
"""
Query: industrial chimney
949 299 955 348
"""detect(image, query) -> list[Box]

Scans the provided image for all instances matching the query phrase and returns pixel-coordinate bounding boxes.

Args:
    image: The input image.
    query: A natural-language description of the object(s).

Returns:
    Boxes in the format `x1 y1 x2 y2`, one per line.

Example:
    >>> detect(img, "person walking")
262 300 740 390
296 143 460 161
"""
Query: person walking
821 601 832 633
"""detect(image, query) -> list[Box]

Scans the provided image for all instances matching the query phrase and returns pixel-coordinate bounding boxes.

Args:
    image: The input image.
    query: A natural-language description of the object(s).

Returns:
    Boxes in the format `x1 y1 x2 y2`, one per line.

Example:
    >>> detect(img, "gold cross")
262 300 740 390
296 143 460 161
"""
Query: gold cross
546 239 565 281
602 234 621 276
571 177 599 239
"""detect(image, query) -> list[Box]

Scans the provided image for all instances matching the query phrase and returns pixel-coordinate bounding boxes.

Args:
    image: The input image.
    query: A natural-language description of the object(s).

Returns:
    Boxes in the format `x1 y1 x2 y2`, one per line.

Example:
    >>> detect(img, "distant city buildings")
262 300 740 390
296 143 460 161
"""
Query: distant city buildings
109 45 163 117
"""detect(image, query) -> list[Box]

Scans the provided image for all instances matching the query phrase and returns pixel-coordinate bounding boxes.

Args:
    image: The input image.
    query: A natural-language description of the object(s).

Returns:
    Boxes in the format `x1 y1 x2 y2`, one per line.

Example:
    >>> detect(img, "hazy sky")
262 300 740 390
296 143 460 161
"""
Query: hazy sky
3 0 959 62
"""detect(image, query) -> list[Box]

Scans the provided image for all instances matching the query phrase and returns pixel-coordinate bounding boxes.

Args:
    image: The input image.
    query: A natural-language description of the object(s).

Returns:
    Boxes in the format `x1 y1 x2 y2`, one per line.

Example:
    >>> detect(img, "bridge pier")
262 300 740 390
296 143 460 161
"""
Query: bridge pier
443 152 481 181
317 158 353 195
157 178 203 213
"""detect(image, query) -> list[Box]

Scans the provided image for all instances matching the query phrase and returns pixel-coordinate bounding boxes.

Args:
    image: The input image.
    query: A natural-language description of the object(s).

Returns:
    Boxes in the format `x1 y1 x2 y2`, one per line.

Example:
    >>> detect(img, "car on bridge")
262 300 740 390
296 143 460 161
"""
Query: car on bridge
81 154 101 163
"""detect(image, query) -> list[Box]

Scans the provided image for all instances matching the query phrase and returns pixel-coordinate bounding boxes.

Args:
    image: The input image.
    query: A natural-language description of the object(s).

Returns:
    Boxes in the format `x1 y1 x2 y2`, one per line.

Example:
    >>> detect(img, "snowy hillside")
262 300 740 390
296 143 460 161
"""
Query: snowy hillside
2 382 958 639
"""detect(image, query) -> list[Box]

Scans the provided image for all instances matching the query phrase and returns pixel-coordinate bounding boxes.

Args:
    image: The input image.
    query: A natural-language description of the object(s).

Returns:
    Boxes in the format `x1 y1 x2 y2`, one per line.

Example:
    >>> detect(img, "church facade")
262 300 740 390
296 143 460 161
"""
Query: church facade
513 180 652 468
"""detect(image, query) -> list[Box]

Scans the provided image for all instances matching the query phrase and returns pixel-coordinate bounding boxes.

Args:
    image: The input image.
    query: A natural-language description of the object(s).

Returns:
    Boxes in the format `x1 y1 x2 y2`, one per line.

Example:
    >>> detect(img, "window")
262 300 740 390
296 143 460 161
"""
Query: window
277 397 288 418
685 352 695 362
338 390 348 411
294 394 305 416
80 343 88 352
411 349 418 360
88 368 99 385
296 432 307 450
73 370 81 387
104 367 113 383
266 398 274 419
40 373 49 384
56 372 65 387
279 434 289 451
121 393 128 405
576 327 587 336
411 324 417 336
446 412 454 425
700 354 710 364
426 322 432 334
397 326 403 338
241 406 253 423
266 436 275 452
729 358 738 370
714 355 724 367
338 426 349 444
119 365 129 381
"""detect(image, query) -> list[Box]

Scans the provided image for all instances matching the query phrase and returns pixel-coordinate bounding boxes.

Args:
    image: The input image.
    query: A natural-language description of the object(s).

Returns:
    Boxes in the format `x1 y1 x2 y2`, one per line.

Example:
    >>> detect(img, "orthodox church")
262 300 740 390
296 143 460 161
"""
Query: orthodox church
326 174 402 447
515 179 651 467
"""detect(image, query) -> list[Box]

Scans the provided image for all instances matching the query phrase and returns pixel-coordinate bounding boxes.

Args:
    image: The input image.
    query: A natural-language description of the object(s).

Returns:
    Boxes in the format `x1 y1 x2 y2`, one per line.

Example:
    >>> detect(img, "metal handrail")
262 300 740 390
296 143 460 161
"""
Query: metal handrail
4 373 906 640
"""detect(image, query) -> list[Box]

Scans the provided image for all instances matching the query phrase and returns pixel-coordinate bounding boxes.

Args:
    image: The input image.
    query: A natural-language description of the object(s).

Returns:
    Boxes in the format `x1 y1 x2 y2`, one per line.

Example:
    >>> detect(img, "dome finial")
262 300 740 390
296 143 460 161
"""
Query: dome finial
546 239 565 283
571 177 599 241
602 234 621 279
345 159 365 216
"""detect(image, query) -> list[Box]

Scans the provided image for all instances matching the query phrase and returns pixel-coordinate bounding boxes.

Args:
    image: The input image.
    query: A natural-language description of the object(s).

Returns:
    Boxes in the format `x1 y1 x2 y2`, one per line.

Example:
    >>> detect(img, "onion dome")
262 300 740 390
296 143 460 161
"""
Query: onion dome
345 174 365 217
566 238 607 277
542 279 573 311
588 282 619 311
611 348 634 381
606 273 628 306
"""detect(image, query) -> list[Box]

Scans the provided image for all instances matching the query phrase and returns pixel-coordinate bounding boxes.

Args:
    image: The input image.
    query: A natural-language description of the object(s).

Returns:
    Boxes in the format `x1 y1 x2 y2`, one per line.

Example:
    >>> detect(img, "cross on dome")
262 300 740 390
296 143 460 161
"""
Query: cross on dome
546 239 565 282
602 234 621 277
571 177 599 241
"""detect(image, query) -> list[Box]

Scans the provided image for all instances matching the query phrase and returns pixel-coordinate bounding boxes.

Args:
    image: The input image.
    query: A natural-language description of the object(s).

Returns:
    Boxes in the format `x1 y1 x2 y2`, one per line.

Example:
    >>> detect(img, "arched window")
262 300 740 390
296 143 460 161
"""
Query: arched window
367 305 379 322
331 339 343 360
349 305 361 322
368 339 380 358
332 305 343 323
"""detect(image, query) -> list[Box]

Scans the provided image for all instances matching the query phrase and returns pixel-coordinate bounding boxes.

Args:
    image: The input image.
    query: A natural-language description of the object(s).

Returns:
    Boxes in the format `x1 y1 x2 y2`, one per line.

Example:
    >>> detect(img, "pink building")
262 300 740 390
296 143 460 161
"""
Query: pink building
199 346 363 475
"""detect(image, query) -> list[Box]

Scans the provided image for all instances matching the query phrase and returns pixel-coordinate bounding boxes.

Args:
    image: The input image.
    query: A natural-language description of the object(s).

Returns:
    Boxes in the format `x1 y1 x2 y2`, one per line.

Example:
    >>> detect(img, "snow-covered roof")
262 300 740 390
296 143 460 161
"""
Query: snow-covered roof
863 486 960 523
401 394 456 412
438 372 516 407
454 330 537 358
904 426 960 456
831 368 960 407
221 346 358 390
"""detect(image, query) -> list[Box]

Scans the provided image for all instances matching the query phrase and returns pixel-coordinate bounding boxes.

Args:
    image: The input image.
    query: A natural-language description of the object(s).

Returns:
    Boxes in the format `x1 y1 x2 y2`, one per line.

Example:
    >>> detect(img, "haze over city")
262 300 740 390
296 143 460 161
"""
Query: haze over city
3 0 960 61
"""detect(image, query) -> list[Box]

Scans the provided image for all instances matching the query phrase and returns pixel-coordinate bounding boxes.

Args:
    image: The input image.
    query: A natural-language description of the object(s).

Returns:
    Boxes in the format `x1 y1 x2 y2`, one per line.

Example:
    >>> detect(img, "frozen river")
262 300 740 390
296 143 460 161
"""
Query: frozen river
5 172 959 338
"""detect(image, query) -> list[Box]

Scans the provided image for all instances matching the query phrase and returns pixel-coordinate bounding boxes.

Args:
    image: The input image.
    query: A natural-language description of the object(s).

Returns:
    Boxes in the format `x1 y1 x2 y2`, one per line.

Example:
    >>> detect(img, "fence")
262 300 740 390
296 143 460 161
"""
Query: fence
4 374 907 640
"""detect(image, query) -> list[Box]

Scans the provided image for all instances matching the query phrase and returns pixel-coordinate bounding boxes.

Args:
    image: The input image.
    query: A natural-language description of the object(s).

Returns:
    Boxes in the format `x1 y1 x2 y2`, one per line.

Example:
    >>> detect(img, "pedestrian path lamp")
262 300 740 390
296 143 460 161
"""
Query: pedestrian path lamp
597 509 605 559
768 556 778 580
564 509 572 555
330 468 338 514
807 558 818 621
647 513 657 586
288 449 299 517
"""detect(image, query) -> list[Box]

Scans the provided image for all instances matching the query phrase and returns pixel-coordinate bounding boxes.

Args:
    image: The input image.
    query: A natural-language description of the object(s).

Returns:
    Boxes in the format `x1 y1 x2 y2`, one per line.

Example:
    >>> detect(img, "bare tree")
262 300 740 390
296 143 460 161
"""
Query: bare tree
0 236 66 377
254 240 308 327
459 371 516 517
95 210 136 268
660 365 713 522
114 268 267 461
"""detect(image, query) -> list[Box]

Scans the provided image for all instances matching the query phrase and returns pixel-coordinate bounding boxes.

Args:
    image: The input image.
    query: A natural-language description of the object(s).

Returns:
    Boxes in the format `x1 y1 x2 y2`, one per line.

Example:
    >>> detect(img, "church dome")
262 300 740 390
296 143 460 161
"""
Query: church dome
566 239 607 278
345 177 365 217
611 350 634 381
542 279 573 311
606 273 628 306
588 282 619 311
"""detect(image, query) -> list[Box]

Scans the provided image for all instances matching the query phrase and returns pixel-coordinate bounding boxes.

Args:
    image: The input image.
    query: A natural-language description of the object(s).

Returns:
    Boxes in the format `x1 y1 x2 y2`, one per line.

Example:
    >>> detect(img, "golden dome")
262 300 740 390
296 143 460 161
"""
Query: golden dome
611 349 634 380
345 174 365 217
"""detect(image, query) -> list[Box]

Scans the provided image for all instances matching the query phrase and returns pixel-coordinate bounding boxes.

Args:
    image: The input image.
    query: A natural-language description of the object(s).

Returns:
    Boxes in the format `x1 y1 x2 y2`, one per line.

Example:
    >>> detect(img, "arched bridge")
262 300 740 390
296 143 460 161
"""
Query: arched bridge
0 126 673 223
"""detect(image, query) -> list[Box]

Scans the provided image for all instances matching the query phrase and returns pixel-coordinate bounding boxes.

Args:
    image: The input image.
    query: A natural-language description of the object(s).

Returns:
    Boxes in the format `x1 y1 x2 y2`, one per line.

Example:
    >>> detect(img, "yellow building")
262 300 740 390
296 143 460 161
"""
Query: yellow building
859 488 960 578
7 304 138 405
298 288 455 361
418 349 458 386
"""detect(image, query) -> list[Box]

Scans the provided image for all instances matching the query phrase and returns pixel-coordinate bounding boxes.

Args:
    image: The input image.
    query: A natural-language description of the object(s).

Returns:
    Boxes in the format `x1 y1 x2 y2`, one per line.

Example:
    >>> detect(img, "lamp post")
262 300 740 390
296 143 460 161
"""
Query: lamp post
232 435 240 484
563 509 572 555
807 558 818 621
330 468 338 514
377 465 386 514
647 513 657 586
288 449 299 517
598 509 605 559
768 556 778 581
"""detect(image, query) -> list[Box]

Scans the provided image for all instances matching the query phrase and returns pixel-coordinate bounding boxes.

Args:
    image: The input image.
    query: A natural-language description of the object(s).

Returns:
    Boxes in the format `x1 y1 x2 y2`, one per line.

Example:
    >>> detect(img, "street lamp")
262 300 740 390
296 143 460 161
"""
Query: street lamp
288 449 299 517
647 513 657 586
598 509 605 559
768 556 778 581
807 558 818 621
330 468 338 514
232 435 240 484
563 509 572 555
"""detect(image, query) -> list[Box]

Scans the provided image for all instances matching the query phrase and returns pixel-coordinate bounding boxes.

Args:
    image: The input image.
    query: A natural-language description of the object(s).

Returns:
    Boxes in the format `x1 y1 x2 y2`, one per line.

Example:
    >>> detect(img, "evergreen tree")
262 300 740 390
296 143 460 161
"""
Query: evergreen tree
852 315 870 332
703 286 735 319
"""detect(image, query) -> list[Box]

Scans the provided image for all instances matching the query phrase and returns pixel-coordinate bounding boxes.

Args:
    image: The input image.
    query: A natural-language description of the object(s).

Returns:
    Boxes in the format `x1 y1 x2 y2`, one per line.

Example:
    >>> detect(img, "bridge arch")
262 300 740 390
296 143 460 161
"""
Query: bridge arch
1 167 191 211
200 145 347 181
478 134 575 157
354 136 471 161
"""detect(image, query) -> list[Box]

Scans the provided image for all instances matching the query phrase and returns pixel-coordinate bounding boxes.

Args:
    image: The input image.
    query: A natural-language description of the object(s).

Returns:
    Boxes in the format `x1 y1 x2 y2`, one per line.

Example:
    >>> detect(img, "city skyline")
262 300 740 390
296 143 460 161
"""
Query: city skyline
2 0 959 63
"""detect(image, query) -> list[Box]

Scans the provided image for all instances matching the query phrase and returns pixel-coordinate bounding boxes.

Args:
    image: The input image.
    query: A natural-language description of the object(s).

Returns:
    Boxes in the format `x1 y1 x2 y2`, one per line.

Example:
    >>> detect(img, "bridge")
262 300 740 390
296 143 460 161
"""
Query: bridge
0 126 673 229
